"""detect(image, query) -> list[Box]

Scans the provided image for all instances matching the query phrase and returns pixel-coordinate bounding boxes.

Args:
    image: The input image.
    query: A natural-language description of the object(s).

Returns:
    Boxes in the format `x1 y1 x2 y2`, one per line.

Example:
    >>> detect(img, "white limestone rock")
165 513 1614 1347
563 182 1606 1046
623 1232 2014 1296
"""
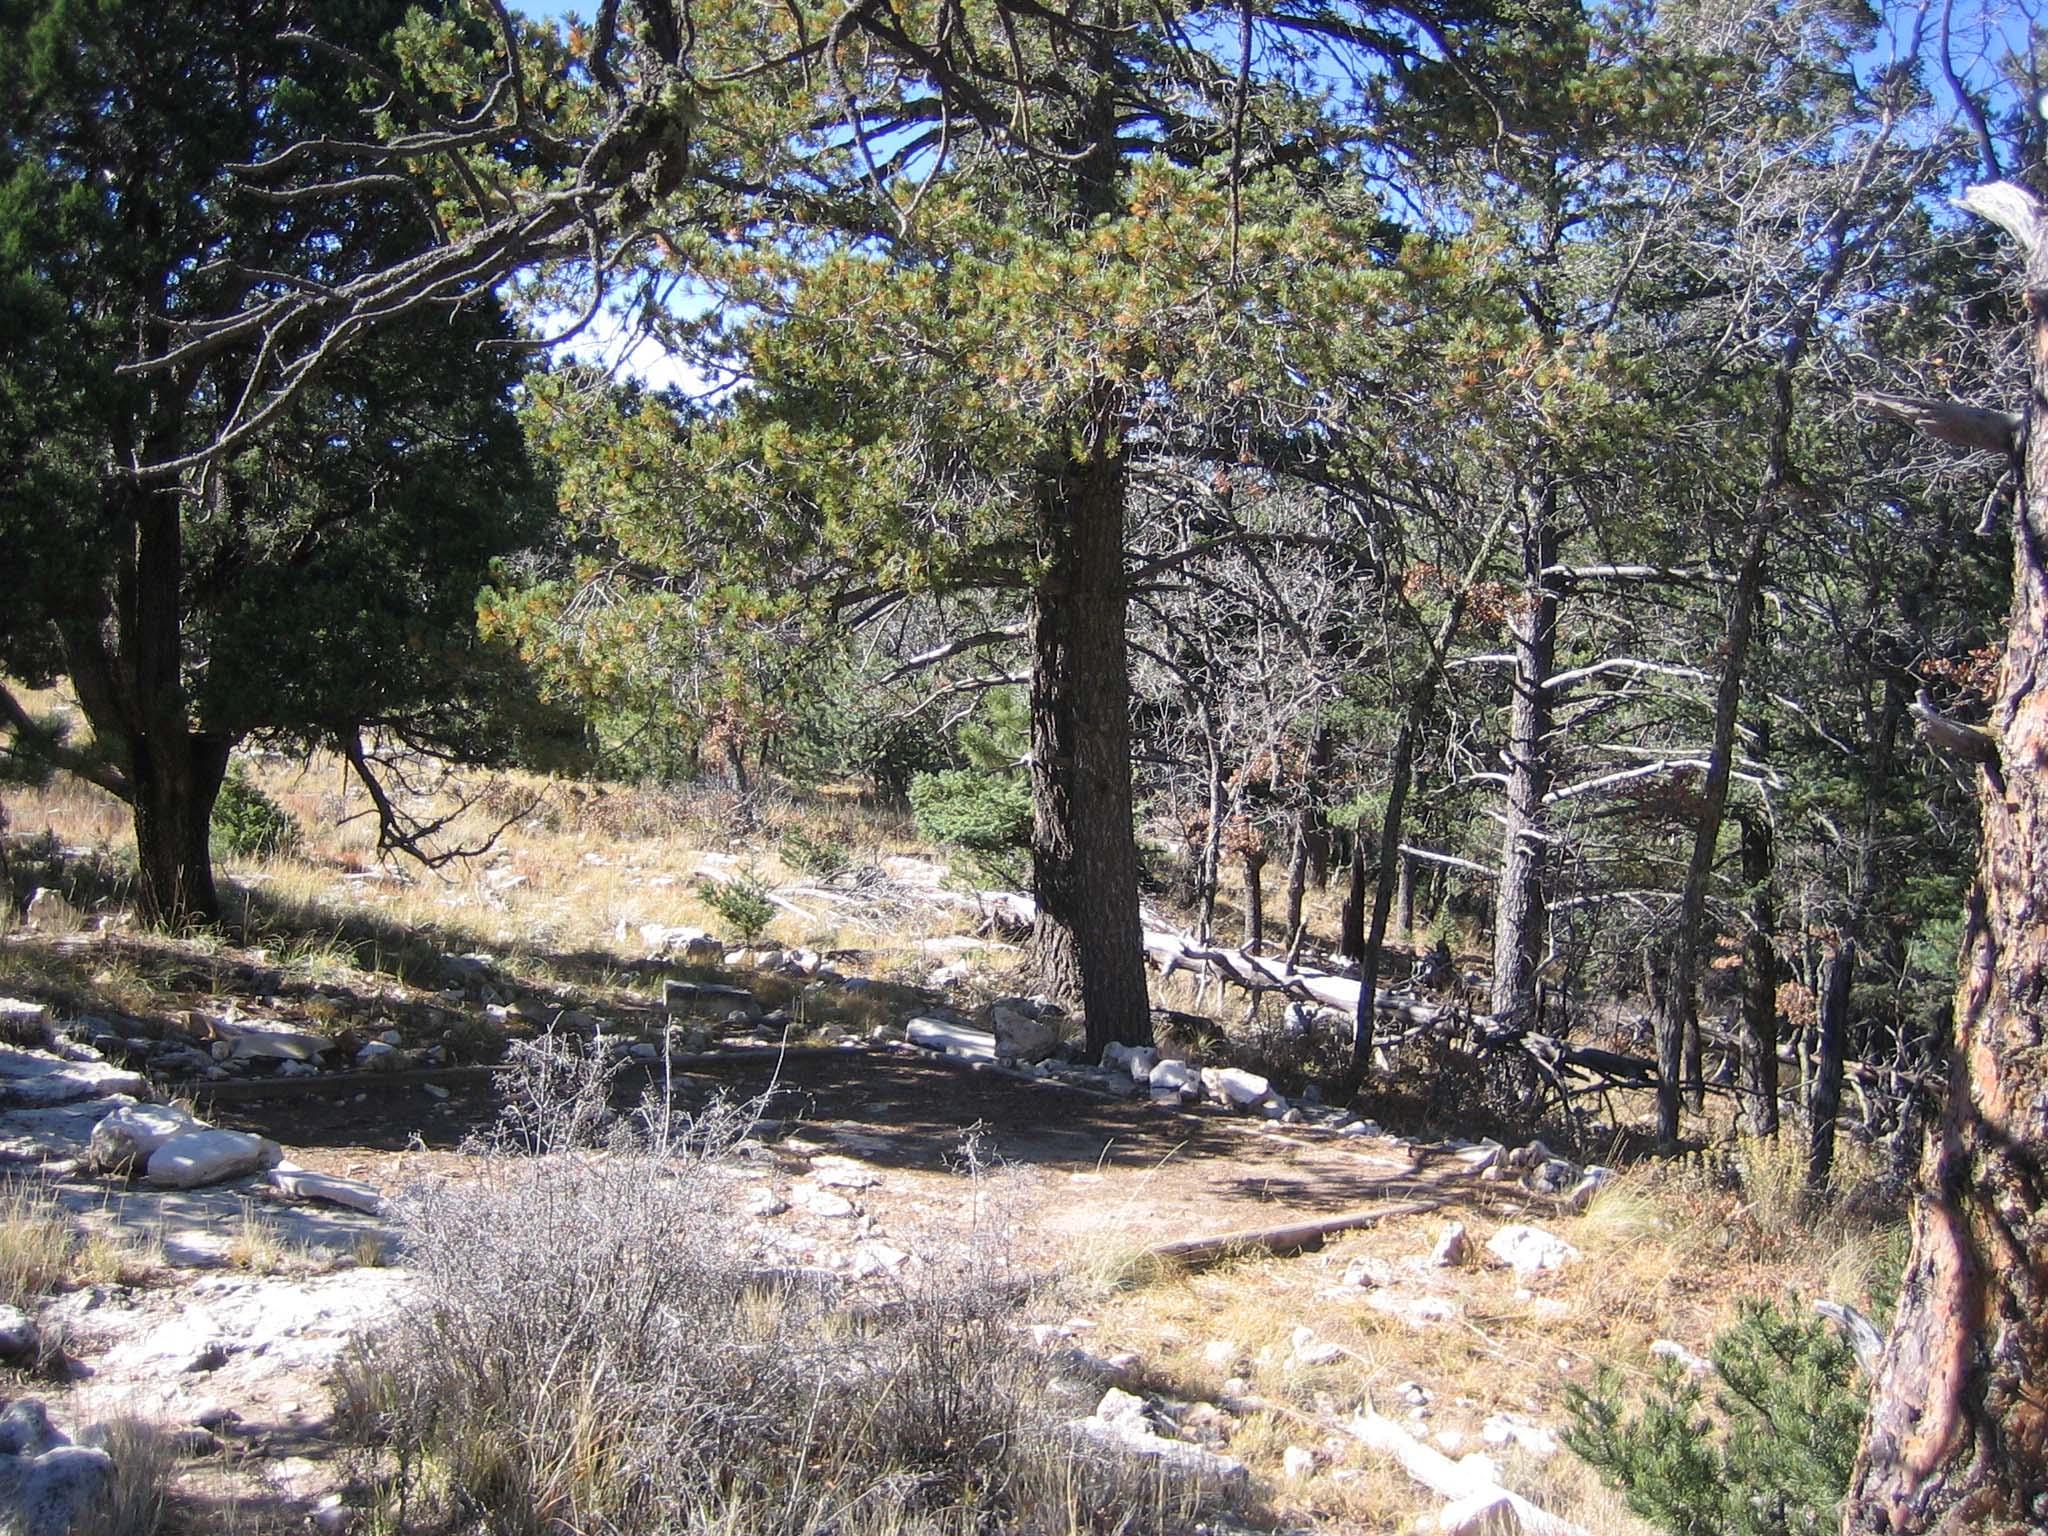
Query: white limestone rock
0 1045 147 1107
1069 1389 1248 1490
1200 1067 1271 1108
0 1446 113 1536
1485 1224 1580 1278
0 1302 38 1364
89 1102 202 1174
1431 1222 1470 1268
990 1006 1059 1063
905 1018 996 1063
267 1163 387 1215
1148 1058 1198 1092
144 1129 282 1189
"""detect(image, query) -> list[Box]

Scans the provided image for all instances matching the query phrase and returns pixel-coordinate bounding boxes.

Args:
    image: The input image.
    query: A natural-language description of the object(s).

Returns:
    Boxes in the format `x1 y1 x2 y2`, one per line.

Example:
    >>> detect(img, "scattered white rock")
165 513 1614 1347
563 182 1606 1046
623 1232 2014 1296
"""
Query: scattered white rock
0 1444 113 1536
0 1046 147 1107
1069 1389 1248 1489
851 1242 908 1278
309 1492 356 1535
0 1302 38 1363
1649 1339 1713 1377
1431 1223 1470 1268
89 1102 202 1174
1480 1414 1560 1459
1397 1381 1431 1408
1485 1225 1580 1279
809 1158 880 1190
905 1018 995 1063
1283 1445 1318 1480
268 1164 386 1215
1291 1326 1344 1366
1365 1292 1460 1327
742 1189 789 1218
1200 1067 1271 1109
1567 1167 1616 1211
144 1129 282 1189
990 1006 1059 1063
790 1184 857 1219
1149 1059 1198 1092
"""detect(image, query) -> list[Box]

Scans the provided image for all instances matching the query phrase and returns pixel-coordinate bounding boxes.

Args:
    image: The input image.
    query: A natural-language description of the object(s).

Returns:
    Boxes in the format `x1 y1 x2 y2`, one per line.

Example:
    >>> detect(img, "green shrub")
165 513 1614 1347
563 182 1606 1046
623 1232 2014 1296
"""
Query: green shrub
908 768 1033 889
778 824 849 878
697 867 776 942
211 765 303 860
1563 1301 1865 1536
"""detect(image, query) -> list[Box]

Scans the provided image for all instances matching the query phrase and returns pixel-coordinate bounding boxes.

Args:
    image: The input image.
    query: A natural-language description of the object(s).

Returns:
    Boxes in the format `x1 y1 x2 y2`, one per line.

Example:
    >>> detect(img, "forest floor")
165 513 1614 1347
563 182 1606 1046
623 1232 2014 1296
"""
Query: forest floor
0 745 1908 1535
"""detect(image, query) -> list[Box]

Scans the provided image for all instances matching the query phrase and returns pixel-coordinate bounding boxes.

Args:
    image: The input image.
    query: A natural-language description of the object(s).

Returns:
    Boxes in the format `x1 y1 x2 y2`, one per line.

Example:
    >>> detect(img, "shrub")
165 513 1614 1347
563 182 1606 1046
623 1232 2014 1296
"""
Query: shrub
696 866 776 942
338 1039 1219 1535
779 824 850 879
211 764 303 860
1563 1300 1866 1536
908 768 1033 890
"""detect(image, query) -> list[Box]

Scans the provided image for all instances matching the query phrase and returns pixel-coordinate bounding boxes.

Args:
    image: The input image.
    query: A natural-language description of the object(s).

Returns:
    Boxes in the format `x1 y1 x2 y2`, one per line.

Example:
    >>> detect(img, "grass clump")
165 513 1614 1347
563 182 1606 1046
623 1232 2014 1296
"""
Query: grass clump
340 1036 1221 1536
0 1181 72 1308
1562 1299 1866 1536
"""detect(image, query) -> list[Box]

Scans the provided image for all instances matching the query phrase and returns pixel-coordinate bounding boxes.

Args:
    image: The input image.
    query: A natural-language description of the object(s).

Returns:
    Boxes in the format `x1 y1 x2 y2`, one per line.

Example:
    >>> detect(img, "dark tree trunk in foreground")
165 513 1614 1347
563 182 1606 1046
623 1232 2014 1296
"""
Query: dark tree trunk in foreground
1846 180 2048 1535
55 481 236 927
1029 429 1151 1054
1737 809 1780 1135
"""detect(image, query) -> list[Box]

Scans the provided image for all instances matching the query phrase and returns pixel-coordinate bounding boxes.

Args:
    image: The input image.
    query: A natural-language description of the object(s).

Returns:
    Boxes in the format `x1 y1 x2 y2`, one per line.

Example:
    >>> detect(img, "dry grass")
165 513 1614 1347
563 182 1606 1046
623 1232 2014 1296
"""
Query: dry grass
0 1179 74 1308
72 1418 178 1536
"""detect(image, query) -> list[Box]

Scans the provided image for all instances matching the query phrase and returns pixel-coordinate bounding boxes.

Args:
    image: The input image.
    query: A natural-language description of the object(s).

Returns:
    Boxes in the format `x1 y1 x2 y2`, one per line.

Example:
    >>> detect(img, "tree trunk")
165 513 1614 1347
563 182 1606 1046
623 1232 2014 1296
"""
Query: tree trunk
1656 485 1772 1143
1242 850 1266 955
1395 850 1414 936
133 733 233 927
1283 725 1331 945
1339 825 1368 961
1738 809 1780 1136
1029 430 1151 1055
1847 182 2048 1532
1196 705 1225 945
1492 476 1559 1021
1807 938 1852 1191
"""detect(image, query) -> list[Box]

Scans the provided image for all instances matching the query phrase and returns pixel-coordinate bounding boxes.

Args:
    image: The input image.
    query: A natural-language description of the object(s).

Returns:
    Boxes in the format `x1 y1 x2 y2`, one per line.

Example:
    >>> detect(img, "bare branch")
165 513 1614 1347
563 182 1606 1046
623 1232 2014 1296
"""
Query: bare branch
1858 392 2021 457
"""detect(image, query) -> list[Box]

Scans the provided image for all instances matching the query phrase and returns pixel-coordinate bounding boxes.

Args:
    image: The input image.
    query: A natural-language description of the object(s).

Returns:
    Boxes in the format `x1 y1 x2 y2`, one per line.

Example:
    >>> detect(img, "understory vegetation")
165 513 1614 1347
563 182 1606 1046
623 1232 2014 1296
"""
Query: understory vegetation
340 1040 1219 1536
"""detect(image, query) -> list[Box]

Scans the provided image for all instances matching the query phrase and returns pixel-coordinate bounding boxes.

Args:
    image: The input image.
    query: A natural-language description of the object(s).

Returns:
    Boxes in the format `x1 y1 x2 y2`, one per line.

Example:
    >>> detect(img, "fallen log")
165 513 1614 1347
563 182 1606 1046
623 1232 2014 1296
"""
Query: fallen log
1148 1199 1442 1269
1144 933 1449 1028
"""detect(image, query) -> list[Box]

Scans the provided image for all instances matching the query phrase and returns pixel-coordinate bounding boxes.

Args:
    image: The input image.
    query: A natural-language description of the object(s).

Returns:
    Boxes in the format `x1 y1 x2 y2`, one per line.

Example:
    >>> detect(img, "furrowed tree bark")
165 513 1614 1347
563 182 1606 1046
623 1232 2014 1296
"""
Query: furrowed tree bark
1029 424 1151 1054
1845 180 2048 1534
1492 475 1559 1022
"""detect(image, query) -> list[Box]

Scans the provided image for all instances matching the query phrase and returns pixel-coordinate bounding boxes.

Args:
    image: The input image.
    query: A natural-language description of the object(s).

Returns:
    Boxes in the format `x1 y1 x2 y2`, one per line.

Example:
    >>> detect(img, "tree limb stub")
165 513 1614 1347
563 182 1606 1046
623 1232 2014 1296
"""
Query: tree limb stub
1857 392 2021 457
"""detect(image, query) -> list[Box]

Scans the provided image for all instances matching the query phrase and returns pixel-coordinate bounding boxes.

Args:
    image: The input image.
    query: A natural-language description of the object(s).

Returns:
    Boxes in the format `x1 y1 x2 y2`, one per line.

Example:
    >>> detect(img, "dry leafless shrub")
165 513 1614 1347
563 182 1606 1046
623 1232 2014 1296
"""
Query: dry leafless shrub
341 1039 1218 1535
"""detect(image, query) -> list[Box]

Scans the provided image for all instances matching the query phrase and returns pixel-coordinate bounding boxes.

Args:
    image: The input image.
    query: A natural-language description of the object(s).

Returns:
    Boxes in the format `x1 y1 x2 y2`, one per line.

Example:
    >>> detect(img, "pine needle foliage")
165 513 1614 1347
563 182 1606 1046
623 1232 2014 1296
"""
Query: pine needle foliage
1562 1301 1865 1536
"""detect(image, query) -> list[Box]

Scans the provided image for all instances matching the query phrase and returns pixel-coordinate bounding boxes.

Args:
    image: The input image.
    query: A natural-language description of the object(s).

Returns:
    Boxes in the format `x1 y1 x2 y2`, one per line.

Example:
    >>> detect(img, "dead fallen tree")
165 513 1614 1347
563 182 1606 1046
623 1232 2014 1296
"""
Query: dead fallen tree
1147 1199 1443 1270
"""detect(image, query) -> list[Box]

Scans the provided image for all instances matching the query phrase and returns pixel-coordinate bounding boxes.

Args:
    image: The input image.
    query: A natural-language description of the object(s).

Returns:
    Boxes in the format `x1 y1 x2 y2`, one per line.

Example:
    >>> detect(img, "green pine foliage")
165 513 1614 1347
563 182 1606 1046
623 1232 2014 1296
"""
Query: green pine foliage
1562 1302 1865 1536
906 689 1032 889
210 766 303 861
696 868 776 943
